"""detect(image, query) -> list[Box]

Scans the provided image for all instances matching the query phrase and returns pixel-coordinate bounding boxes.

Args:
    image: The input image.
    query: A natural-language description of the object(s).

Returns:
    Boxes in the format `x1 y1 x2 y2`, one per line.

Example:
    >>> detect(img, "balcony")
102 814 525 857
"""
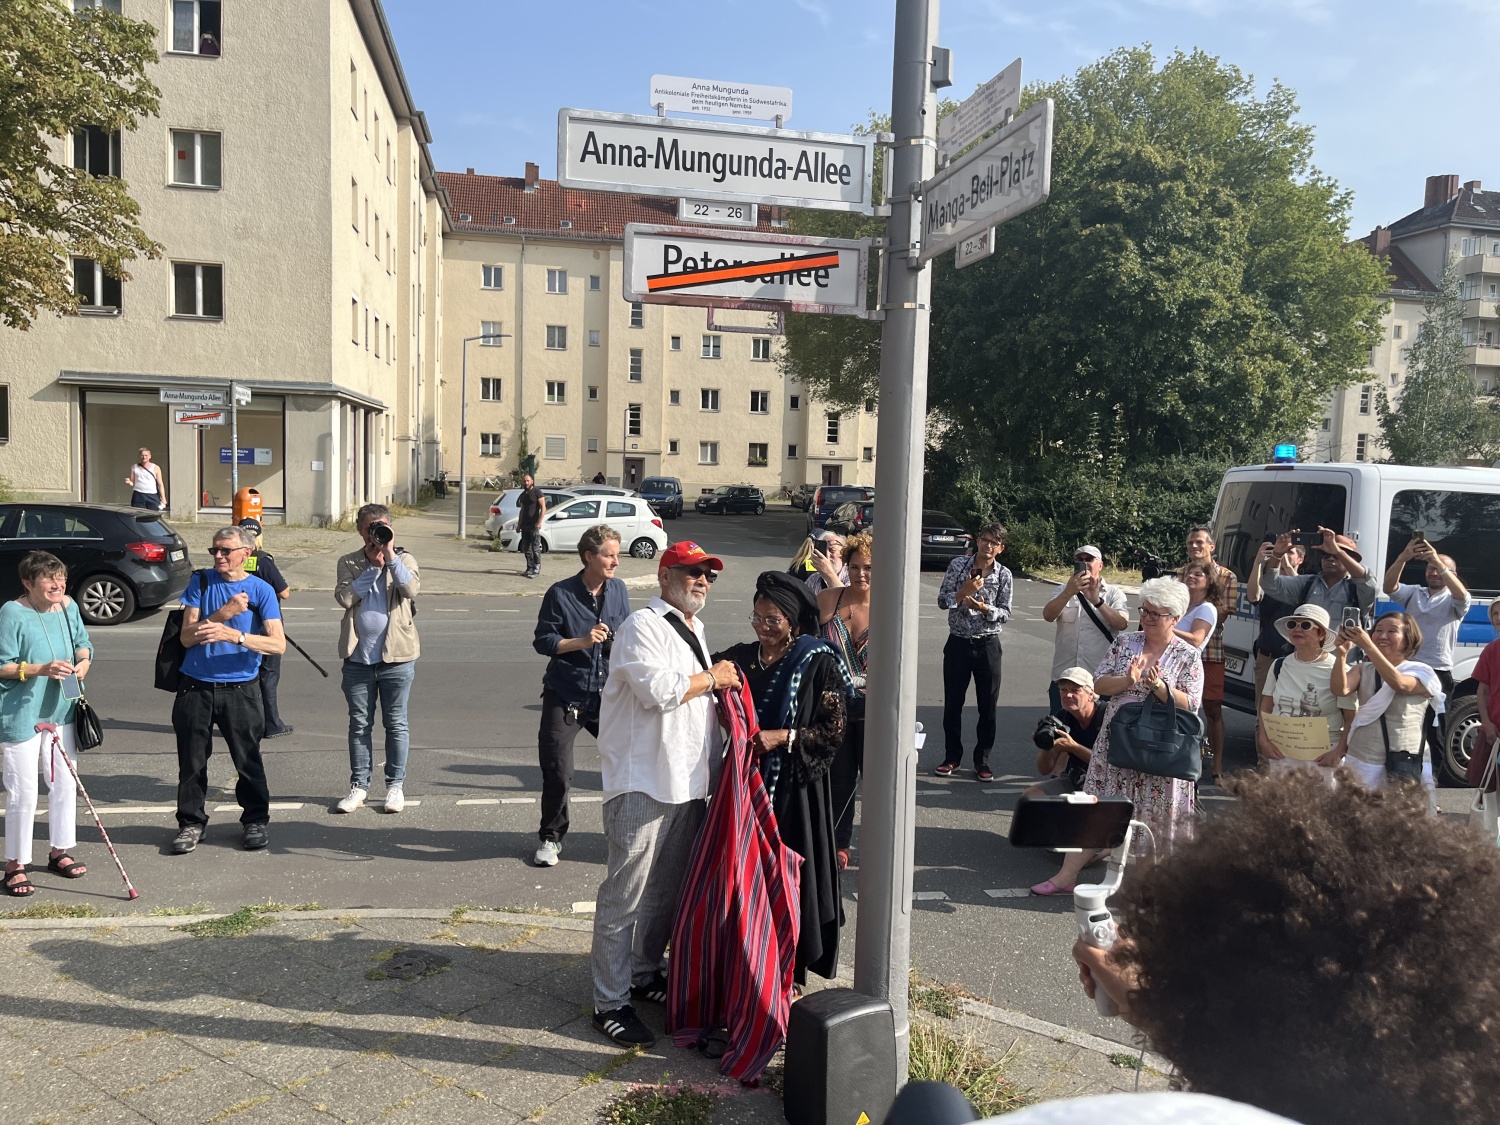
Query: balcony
1459 253 1500 277
1463 298 1499 320
1464 344 1500 367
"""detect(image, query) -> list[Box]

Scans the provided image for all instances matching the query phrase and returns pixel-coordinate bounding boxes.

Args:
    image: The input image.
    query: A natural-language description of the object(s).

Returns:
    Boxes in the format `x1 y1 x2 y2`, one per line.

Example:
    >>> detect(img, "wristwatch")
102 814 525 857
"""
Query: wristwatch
237 632 247 647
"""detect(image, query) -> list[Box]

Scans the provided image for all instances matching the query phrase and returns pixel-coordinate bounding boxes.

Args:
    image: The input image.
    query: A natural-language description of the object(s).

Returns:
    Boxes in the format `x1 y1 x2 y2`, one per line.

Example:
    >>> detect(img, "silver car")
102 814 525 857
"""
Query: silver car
484 488 578 538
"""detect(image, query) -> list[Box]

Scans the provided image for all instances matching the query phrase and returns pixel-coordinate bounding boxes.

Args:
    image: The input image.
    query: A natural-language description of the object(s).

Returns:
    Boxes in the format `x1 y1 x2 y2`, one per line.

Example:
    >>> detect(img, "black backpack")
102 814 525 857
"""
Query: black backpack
155 571 207 692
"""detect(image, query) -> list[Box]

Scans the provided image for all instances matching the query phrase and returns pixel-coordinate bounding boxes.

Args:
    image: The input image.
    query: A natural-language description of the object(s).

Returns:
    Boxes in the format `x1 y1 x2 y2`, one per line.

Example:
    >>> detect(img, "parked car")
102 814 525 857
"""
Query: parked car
565 485 637 498
920 510 973 568
788 484 814 511
638 477 685 519
694 485 766 515
826 501 875 536
500 496 667 559
808 486 875 531
0 503 192 625
485 488 578 538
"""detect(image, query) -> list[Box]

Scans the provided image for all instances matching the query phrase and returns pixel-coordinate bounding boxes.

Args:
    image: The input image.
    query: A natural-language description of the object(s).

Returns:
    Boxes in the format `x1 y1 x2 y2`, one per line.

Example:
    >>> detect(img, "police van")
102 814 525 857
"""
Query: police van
1209 458 1500 783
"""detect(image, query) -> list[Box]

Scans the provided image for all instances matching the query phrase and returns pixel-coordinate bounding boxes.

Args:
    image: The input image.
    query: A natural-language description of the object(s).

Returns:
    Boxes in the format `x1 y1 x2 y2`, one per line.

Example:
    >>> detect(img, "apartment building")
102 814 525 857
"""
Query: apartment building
1327 175 1500 462
0 0 445 523
435 166 878 495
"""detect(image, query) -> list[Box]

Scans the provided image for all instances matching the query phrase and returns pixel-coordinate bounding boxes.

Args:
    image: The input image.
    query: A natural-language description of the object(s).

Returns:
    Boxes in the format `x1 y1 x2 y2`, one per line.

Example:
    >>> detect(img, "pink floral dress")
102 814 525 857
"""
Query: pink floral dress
1084 632 1205 852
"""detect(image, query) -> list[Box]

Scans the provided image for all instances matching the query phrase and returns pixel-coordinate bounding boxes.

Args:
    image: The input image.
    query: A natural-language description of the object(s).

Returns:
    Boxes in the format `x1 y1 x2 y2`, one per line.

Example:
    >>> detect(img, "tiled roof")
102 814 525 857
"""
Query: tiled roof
1354 230 1437 297
435 170 780 241
1388 184 1500 237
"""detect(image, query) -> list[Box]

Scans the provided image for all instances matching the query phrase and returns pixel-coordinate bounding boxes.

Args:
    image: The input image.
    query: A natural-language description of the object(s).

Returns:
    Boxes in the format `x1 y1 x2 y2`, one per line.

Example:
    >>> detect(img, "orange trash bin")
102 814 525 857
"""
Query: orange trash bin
232 487 262 525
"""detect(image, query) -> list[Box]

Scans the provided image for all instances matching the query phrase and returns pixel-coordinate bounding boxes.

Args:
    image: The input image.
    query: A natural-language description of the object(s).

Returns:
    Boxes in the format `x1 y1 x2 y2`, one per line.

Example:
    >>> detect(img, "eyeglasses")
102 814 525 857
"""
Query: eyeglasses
749 614 787 628
1285 619 1319 631
208 546 247 556
977 538 1003 548
674 566 717 583
1139 607 1175 621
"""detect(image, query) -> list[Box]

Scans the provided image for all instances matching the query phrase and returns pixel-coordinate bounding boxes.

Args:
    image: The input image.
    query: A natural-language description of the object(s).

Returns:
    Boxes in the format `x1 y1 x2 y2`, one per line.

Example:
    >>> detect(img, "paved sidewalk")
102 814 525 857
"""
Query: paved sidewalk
0 908 1166 1125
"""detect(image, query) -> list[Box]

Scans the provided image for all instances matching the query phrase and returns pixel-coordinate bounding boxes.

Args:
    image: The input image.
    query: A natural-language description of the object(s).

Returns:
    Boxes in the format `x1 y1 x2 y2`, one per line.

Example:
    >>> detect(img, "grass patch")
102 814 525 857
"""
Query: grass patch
909 970 964 1020
600 1083 715 1125
1029 563 1141 588
1109 1051 1144 1070
176 908 276 939
206 1095 271 1121
248 900 322 913
147 903 213 917
580 1046 642 1087
0 901 101 919
907 1022 1033 1118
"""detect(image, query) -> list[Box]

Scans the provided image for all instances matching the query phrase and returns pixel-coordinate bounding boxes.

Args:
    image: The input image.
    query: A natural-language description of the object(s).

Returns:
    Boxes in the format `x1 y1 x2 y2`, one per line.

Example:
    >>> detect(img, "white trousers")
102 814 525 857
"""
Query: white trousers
3 726 78 865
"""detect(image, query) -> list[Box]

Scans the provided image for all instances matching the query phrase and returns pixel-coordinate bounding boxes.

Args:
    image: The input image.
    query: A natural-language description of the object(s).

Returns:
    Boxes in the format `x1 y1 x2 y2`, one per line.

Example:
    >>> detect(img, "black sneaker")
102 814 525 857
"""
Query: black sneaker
242 823 269 851
171 826 202 855
263 726 294 739
630 971 669 1005
592 1005 656 1047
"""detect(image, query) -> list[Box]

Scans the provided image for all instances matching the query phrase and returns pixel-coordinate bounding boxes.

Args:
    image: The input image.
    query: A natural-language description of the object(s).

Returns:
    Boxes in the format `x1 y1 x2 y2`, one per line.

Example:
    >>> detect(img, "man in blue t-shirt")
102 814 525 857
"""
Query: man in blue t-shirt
170 526 286 855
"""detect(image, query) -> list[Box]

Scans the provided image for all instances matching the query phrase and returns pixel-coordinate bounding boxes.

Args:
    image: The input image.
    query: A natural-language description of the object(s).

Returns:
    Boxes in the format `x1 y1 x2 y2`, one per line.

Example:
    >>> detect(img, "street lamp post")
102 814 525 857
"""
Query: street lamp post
458 332 510 540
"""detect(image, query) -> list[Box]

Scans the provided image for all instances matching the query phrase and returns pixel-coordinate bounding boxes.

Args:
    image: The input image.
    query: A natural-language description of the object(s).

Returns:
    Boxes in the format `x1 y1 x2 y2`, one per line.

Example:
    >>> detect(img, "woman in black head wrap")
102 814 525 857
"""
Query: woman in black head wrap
713 570 854 981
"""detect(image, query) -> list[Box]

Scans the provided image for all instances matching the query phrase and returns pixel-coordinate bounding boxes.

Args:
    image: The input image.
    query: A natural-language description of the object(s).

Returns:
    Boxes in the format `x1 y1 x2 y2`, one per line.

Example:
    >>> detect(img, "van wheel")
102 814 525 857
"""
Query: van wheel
76 574 136 626
630 538 658 560
1443 691 1481 786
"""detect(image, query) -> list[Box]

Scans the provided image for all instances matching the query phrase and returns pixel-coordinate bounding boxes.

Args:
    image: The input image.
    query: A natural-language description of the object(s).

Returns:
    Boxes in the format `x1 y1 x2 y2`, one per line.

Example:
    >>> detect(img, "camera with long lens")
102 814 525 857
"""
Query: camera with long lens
370 522 394 546
1129 546 1168 580
1032 713 1069 750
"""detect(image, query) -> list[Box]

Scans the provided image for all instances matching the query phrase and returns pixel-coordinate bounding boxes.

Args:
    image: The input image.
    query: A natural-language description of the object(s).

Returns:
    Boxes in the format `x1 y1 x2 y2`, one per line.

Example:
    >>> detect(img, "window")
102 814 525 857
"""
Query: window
373 314 380 357
589 275 601 291
668 439 680 455
863 447 874 462
826 413 841 444
1387 489 1500 597
587 437 599 453
546 269 567 294
1319 418 1330 432
787 444 798 459
545 381 566 404
374 214 381 258
73 125 120 177
481 320 503 346
480 378 501 402
670 335 682 351
789 395 801 411
170 0 220 56
482 265 503 289
700 388 719 411
605 501 635 519
386 139 393 183
480 432 502 456
350 61 358 116
752 337 772 361
748 442 768 466
1355 434 1369 462
0 385 9 442
669 389 681 406
72 258 121 312
172 262 222 319
14 511 98 539
1213 478 1349 581
546 325 567 350
699 441 719 464
629 349 643 381
1393 324 1403 340
701 334 721 359
364 197 369 243
864 398 876 414
627 403 642 437
351 179 359 230
385 232 392 271
1390 373 1400 387
1358 386 1372 415
351 297 359 342
1461 237 1480 256
544 435 566 460
589 330 601 347
587 385 599 401
557 500 599 520
749 390 769 413
74 0 123 11
630 302 644 328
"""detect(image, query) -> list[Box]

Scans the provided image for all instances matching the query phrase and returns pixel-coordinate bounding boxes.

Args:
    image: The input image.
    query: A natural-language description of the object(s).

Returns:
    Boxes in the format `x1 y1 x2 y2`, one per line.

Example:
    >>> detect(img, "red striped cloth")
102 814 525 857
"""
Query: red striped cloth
666 679 802 1083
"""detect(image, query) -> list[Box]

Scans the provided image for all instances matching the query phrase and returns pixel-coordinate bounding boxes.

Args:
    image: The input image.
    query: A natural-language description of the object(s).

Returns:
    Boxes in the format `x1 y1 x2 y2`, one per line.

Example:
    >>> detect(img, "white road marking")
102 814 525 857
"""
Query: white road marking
215 802 303 812
983 888 1032 899
915 789 950 797
853 890 950 903
571 795 603 803
501 797 538 804
456 798 500 806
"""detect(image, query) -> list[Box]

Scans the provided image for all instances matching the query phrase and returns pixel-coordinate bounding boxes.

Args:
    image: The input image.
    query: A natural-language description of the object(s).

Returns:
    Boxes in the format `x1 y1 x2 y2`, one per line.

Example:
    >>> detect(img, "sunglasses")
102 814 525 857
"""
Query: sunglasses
674 566 717 583
1285 619 1321 632
208 546 247 556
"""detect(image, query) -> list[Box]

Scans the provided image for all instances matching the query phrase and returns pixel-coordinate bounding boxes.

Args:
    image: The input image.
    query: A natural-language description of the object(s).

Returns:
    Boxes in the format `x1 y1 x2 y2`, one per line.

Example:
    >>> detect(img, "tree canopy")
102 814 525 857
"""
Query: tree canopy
0 0 161 329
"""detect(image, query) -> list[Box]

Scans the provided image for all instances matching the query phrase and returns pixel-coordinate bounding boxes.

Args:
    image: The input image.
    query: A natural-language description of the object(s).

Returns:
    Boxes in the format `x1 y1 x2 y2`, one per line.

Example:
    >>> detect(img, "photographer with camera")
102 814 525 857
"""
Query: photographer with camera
1254 527 1375 627
333 504 421 815
1024 668 1102 802
1041 546 1128 715
531 525 631 868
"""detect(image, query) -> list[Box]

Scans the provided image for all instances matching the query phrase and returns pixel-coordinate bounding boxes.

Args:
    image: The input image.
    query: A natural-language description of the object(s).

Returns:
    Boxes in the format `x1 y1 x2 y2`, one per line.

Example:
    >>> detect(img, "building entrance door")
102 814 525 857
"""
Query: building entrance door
821 464 843 486
624 458 644 487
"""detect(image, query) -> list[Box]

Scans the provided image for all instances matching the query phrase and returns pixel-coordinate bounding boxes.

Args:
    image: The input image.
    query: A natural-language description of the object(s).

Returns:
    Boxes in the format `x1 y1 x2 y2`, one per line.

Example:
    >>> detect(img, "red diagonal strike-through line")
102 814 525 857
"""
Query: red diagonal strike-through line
646 250 842 292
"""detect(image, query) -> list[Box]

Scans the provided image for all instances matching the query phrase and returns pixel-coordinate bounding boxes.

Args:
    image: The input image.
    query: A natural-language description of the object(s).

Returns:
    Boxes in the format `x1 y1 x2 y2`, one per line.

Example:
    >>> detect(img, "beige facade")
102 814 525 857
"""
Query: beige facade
0 0 445 523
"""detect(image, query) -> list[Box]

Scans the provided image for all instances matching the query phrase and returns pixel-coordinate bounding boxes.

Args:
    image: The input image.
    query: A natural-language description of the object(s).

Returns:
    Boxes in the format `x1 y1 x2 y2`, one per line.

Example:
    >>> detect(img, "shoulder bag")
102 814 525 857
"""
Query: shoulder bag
63 604 103 750
155 571 208 692
1106 682 1204 782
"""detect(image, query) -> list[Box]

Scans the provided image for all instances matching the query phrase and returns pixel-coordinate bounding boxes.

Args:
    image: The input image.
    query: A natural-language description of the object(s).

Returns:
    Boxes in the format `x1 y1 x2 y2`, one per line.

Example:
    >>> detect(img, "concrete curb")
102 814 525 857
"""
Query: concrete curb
0 907 593 932
958 997 1171 1072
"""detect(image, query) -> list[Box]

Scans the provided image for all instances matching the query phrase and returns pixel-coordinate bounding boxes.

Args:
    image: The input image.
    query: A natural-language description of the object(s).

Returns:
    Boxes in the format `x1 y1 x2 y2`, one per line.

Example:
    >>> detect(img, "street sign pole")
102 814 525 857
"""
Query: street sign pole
856 0 938 1086
229 381 239 496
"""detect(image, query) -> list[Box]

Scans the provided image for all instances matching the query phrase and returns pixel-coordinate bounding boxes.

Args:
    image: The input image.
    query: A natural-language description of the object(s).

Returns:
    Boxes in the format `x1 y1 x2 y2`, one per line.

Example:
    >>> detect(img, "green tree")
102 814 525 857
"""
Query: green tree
0 0 161 329
1377 260 1500 464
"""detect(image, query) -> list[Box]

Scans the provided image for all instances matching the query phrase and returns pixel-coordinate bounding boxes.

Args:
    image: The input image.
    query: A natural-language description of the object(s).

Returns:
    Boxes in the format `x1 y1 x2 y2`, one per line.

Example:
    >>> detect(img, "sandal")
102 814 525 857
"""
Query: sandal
697 1027 730 1060
1030 879 1075 897
47 853 86 879
3 869 35 897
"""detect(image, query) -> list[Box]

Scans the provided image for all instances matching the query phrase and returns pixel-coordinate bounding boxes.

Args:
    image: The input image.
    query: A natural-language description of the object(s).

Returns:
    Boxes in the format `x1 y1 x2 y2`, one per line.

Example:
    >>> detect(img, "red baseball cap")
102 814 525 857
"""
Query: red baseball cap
659 541 725 571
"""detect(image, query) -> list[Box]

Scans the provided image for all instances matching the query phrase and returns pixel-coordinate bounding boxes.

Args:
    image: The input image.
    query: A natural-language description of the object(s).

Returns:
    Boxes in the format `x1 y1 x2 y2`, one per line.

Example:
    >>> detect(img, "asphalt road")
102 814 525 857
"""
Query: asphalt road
25 506 1260 1046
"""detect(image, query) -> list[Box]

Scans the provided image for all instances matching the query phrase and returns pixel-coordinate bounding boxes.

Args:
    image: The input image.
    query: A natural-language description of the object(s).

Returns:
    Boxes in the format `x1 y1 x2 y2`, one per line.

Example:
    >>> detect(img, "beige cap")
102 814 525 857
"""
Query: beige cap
1056 666 1096 691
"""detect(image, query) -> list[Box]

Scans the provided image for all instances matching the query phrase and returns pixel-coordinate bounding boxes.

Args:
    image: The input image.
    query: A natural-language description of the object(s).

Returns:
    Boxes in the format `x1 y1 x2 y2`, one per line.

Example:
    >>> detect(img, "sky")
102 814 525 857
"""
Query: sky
381 0 1497 239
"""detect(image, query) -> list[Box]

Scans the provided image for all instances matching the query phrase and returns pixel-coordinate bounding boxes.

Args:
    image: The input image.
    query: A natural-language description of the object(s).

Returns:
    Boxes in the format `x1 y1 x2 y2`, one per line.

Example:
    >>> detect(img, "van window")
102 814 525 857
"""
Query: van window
1215 479 1348 581
1388 489 1500 597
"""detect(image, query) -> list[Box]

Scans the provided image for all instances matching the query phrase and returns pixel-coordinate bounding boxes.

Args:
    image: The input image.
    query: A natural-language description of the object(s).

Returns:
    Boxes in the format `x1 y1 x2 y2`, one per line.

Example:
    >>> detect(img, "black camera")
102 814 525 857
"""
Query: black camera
1129 546 1168 580
1032 713 1069 750
370 522 394 546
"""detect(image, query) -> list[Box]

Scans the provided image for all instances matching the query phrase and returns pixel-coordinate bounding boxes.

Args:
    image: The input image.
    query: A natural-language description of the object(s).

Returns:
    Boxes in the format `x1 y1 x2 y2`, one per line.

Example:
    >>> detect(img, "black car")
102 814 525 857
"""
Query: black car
788 483 814 511
826 501 874 536
638 476 684 519
0 503 192 625
920 510 973 568
808 485 875 531
694 485 766 515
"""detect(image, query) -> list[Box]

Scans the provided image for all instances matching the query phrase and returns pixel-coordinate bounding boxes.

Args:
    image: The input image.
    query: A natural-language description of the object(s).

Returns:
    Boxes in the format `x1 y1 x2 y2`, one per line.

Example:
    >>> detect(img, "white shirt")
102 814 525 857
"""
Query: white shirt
1389 582 1471 670
598 597 720 805
1049 581 1130 680
130 463 159 494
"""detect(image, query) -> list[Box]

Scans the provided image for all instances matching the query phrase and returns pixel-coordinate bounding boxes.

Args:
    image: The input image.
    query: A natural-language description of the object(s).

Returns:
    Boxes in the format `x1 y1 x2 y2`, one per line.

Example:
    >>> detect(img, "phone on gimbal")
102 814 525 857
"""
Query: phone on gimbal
1008 795 1134 850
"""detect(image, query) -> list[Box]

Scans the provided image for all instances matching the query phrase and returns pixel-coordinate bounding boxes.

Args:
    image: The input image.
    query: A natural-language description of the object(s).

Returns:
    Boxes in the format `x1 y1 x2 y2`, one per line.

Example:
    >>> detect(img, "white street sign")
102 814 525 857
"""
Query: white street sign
649 75 792 122
920 98 1053 264
233 384 252 406
954 227 996 269
678 198 758 227
173 408 227 426
938 58 1022 165
623 224 870 316
159 387 226 406
557 109 874 214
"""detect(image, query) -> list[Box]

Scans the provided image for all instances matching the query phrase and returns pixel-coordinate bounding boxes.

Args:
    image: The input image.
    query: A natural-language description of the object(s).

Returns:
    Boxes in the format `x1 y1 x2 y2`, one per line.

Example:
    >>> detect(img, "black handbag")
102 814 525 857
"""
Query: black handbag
65 608 102 750
1107 682 1204 782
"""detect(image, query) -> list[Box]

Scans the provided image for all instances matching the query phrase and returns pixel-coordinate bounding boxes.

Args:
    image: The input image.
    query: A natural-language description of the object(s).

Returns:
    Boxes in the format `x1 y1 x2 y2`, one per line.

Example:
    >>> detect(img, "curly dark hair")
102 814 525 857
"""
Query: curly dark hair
1117 770 1500 1123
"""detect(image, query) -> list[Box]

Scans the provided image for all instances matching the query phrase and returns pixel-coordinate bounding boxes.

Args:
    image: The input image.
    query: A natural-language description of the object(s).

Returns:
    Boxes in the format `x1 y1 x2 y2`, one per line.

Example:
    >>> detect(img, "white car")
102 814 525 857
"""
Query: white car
484 488 578 538
500 496 668 559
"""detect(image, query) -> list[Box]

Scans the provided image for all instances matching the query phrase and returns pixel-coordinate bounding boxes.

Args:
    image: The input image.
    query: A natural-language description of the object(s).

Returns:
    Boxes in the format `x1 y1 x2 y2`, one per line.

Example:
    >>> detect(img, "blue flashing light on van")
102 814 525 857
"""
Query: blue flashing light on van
1272 444 1298 463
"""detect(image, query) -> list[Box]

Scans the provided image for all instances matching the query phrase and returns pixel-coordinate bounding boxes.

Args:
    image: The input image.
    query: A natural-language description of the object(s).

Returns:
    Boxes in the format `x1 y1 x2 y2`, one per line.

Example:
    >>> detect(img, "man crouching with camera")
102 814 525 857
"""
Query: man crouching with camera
1024 667 1102 798
531 525 631 868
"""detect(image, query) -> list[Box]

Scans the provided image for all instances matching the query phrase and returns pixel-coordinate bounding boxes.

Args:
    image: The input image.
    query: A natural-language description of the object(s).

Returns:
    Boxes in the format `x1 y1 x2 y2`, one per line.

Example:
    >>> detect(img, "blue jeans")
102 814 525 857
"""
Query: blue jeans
341 659 416 789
